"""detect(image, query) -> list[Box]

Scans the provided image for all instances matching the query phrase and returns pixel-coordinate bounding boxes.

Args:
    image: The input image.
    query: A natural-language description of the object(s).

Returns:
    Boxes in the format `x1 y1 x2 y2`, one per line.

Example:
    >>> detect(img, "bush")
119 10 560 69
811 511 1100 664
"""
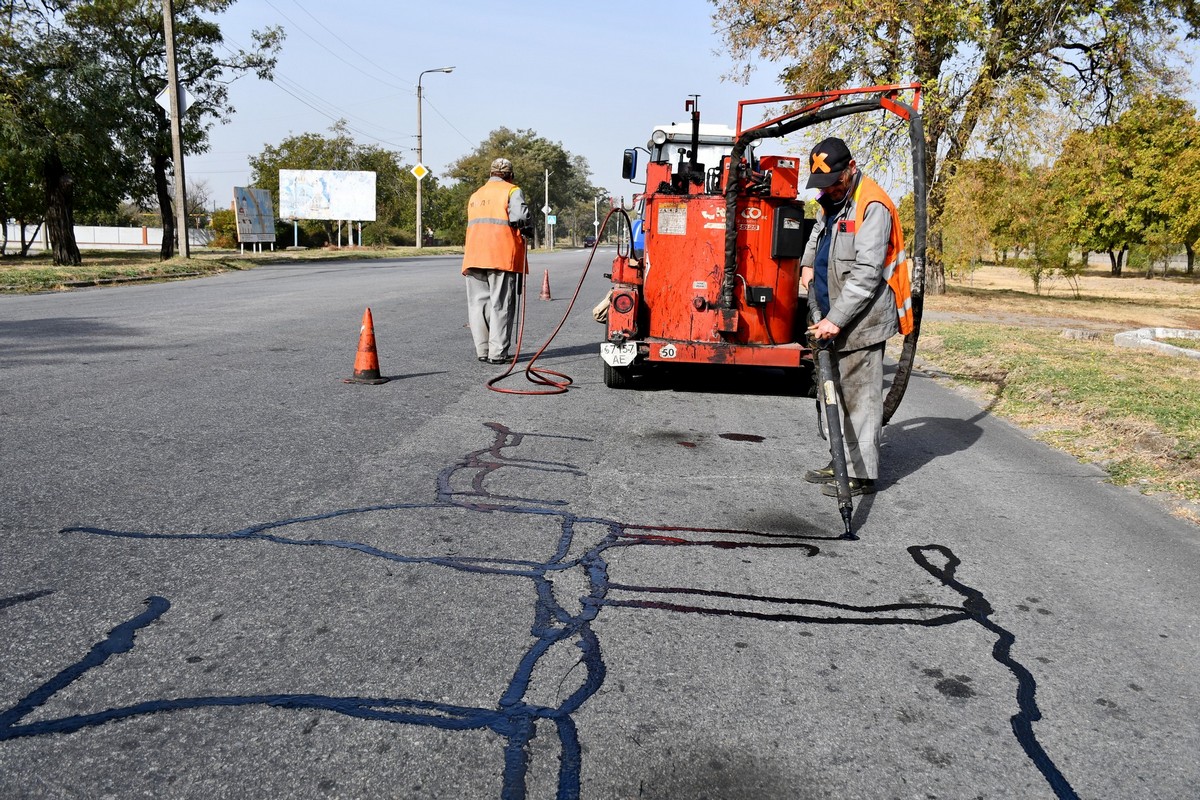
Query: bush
362 225 415 246
209 209 238 248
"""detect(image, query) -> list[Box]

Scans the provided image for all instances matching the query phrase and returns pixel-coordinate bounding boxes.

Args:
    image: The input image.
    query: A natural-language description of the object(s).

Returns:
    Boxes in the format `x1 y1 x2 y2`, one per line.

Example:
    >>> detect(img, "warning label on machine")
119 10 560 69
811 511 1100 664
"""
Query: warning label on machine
657 204 688 235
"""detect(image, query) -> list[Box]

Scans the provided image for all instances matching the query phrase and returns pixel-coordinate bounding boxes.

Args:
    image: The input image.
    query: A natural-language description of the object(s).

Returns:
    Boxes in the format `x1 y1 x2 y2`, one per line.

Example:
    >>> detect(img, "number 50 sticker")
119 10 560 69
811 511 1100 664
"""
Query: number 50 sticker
659 343 678 359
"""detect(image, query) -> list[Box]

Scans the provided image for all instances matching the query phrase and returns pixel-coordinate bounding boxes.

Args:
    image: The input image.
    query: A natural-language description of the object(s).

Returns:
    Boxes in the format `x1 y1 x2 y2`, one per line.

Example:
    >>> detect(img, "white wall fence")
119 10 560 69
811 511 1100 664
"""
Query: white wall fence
3 223 213 252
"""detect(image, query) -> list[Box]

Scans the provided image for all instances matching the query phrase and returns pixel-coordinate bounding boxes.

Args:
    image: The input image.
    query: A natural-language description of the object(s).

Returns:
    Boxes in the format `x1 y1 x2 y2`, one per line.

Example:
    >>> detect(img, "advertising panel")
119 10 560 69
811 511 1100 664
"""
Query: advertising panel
279 170 377 221
233 187 276 243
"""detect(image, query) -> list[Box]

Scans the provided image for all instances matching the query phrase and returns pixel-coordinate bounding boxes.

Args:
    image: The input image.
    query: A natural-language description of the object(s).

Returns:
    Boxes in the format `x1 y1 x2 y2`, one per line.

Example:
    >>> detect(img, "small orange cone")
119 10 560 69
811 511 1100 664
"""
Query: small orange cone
344 307 389 384
539 269 552 301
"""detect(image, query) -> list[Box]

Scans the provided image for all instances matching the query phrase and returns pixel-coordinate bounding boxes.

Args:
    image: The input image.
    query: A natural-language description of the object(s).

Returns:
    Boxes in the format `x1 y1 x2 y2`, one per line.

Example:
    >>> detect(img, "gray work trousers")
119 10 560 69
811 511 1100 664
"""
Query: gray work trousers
464 268 519 360
819 341 885 480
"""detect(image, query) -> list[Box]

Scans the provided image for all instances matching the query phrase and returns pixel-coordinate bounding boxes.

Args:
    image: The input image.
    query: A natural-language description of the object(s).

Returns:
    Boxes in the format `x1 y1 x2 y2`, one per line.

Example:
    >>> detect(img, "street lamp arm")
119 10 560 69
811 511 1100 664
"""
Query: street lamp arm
418 66 456 88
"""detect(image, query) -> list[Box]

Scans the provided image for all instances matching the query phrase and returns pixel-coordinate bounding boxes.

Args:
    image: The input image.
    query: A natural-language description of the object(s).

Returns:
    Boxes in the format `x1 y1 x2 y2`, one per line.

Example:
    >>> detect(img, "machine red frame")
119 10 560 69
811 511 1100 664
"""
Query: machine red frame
735 84 922 135
603 84 926 423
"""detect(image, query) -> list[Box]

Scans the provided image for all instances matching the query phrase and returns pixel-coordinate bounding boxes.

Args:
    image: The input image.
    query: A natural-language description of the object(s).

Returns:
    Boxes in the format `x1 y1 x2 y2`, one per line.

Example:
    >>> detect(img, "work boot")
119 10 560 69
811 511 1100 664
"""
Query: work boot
804 463 835 484
821 478 876 497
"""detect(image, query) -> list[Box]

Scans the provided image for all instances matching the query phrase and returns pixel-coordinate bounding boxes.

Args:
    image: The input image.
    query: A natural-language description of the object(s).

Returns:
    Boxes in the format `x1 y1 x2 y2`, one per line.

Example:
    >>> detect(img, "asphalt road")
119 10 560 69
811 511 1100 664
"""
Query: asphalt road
1 249 1197 799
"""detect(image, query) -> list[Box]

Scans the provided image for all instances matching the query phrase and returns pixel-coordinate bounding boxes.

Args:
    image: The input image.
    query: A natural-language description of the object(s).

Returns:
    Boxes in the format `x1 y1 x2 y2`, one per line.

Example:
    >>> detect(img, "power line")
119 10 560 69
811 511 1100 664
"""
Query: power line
261 0 412 94
218 16 478 160
421 93 477 149
266 76 410 150
289 0 416 91
217 37 411 150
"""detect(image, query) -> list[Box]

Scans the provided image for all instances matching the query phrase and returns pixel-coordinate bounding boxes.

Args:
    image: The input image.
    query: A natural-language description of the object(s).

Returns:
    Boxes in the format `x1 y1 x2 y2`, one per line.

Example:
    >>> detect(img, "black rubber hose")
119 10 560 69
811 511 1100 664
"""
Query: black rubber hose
882 110 925 425
806 290 855 539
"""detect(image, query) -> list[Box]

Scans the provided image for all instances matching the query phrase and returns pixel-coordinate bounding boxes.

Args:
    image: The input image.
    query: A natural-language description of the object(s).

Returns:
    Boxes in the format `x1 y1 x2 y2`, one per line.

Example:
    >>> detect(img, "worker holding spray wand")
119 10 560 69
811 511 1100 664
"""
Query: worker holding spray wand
799 137 914 531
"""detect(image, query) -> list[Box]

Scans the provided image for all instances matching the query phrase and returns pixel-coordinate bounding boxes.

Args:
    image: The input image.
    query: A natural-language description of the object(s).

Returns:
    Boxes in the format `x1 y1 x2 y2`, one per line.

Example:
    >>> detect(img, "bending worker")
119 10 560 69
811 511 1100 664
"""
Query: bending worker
799 137 913 497
462 157 532 365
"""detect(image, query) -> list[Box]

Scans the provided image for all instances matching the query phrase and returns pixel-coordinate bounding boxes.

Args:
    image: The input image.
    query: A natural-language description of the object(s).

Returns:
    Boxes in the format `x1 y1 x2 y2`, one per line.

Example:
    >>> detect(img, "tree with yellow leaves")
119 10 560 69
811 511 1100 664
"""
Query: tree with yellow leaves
709 0 1200 293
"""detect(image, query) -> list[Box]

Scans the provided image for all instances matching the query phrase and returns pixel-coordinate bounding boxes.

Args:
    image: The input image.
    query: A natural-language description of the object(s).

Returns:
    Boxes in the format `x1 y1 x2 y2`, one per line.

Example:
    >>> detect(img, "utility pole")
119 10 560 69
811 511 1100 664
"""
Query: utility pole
544 169 552 252
162 0 189 258
415 67 454 249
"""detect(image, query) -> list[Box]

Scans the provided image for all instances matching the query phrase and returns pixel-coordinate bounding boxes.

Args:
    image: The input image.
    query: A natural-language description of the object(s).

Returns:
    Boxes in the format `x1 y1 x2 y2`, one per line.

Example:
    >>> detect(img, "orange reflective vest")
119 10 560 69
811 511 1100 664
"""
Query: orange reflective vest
853 175 914 336
462 180 527 275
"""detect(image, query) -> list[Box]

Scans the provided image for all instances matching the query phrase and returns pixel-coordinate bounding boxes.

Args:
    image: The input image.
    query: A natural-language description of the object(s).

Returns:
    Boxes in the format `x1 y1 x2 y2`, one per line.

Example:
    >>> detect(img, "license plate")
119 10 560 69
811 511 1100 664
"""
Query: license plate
600 342 636 367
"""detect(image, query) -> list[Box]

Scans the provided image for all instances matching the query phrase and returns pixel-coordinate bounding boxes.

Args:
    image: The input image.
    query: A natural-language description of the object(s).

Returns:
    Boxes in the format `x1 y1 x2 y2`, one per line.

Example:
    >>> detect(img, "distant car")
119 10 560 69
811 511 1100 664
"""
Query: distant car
583 235 597 248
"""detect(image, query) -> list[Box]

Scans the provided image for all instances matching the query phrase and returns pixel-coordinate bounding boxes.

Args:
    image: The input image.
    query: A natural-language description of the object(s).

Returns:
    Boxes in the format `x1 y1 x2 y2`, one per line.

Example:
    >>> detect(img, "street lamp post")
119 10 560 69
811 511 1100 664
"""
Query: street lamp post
416 66 454 249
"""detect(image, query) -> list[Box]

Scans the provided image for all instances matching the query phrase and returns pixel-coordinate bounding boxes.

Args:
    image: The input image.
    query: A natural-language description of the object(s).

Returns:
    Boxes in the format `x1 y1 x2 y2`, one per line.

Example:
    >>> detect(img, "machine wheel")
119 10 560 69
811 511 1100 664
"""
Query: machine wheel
603 361 634 389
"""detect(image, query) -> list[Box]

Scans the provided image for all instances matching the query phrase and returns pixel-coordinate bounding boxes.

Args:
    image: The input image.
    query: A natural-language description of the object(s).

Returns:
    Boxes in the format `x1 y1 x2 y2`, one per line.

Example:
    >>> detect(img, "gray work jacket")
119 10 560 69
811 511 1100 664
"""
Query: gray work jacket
800 173 899 351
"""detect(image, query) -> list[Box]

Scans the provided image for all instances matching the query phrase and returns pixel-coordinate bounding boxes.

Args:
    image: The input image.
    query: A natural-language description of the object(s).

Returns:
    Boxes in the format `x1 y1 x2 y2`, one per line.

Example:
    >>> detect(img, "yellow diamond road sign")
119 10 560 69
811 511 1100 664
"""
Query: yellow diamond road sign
411 164 429 181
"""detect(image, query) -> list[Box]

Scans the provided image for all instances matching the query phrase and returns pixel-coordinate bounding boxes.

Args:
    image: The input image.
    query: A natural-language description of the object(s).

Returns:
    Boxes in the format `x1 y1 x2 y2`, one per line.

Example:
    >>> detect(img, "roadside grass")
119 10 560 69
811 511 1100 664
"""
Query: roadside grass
0 245 463 293
921 265 1200 521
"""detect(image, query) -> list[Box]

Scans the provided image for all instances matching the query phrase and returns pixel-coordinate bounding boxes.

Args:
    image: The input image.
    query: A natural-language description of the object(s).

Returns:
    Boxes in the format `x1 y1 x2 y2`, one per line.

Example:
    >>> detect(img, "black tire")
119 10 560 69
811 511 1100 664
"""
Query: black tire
603 361 633 389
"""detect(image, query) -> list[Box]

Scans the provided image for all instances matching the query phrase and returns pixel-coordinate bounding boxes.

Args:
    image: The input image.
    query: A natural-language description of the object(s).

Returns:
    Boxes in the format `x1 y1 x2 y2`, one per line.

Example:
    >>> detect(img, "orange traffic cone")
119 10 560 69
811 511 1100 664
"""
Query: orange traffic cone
344 307 389 384
539 269 552 301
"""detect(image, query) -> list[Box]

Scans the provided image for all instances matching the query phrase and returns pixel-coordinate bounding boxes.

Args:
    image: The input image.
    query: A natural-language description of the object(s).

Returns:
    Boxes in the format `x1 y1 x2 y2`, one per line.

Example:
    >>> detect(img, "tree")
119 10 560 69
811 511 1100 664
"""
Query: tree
1013 166 1073 294
1157 110 1200 275
710 0 1200 294
1051 128 1131 275
0 93 46 256
62 0 282 259
444 128 598 249
1051 94 1200 276
1 0 281 263
1 1 137 264
1164 143 1200 274
938 158 1015 278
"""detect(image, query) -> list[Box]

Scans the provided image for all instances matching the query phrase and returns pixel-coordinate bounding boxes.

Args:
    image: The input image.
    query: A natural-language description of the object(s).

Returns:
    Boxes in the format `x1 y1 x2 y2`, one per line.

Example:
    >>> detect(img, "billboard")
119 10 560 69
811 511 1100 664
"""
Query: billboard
232 187 276 243
279 169 377 221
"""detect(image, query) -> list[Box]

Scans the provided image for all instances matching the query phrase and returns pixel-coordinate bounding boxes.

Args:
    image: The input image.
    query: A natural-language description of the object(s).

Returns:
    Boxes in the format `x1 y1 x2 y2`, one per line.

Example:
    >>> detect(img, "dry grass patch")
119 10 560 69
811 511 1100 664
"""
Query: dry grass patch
916 270 1200 522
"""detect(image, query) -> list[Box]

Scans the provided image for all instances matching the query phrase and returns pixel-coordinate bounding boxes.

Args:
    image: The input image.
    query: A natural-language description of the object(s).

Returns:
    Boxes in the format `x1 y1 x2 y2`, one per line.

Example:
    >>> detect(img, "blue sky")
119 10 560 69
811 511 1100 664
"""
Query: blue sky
187 0 791 209
186 0 1200 211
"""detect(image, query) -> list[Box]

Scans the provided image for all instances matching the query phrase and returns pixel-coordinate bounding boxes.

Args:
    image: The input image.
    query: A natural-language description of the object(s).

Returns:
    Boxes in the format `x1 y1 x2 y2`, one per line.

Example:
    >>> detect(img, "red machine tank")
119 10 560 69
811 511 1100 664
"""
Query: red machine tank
602 86 924 397
602 122 811 388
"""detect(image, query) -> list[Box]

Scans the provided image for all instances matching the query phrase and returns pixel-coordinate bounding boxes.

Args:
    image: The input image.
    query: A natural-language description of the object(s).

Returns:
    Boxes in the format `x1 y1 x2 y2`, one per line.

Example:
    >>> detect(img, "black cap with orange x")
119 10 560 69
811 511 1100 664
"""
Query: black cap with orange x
806 137 853 189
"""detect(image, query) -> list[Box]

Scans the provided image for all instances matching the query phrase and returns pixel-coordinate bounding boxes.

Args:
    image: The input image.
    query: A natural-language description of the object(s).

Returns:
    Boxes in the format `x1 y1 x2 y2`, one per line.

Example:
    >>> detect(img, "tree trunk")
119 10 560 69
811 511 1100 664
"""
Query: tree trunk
43 150 81 266
1108 248 1125 276
923 126 947 295
1185 242 1194 275
153 151 175 260
19 220 42 257
926 227 946 293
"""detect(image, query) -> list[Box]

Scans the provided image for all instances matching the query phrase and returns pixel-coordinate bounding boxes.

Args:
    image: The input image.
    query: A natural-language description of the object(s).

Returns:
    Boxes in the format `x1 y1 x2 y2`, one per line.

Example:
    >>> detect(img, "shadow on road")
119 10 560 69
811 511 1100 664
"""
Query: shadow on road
884 409 988 485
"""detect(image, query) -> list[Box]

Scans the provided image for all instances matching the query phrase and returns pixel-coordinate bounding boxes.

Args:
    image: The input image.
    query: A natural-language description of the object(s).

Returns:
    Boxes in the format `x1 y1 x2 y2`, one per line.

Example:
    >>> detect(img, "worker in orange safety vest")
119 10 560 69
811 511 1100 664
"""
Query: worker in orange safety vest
799 136 914 498
462 157 532 365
